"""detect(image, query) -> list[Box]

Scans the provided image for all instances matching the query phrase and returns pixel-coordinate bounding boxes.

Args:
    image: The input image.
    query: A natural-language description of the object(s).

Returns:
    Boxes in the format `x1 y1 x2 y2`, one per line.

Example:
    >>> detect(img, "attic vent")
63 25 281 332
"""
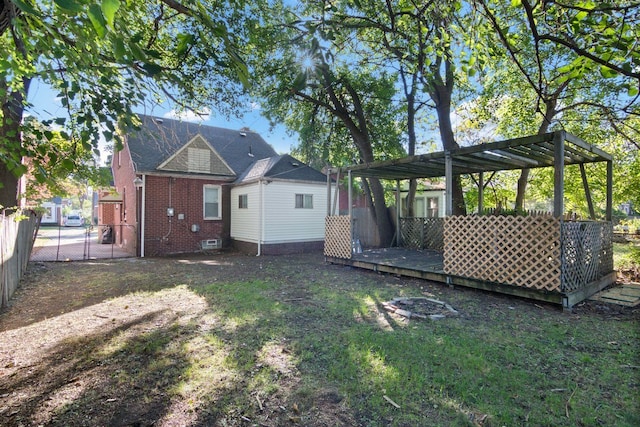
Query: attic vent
291 162 299 167
240 132 247 137
154 118 164 124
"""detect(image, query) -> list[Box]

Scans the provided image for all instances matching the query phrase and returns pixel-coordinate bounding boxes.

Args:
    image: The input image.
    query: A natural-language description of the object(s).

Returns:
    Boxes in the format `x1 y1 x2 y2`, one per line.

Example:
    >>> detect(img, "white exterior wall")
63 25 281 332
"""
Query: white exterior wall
263 181 328 243
230 183 261 242
40 202 59 224
231 180 331 244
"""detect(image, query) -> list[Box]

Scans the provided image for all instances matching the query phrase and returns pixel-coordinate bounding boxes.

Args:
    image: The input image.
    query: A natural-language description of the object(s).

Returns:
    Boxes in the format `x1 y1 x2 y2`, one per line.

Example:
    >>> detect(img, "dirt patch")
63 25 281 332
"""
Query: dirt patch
382 297 458 320
1 252 638 426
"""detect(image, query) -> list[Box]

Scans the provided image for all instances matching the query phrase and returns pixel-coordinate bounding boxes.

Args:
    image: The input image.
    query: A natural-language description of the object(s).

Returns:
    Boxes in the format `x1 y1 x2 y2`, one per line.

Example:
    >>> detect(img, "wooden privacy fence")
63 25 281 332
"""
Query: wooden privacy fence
1 211 40 308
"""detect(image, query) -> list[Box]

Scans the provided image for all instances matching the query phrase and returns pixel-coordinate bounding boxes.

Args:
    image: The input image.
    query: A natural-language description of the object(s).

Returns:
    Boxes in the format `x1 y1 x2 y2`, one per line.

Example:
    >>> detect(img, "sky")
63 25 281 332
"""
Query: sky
27 80 299 166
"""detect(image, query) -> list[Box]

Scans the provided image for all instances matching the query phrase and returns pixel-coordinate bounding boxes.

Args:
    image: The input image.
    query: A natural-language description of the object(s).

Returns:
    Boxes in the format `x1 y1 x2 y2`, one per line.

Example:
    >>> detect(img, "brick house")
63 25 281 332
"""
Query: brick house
103 115 328 257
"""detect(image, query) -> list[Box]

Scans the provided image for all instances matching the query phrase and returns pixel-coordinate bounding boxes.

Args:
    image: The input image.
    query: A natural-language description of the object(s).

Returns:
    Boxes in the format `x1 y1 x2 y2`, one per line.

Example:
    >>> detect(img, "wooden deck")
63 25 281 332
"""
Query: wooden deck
326 247 577 307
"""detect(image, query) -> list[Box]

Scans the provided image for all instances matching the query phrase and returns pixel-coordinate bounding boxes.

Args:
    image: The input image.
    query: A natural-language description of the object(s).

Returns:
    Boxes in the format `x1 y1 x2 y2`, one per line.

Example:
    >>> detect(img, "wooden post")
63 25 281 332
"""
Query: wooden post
478 172 484 214
606 160 613 221
349 171 354 247
396 179 402 247
445 151 453 216
579 164 596 220
332 169 340 216
326 168 332 216
553 131 565 218
348 170 353 218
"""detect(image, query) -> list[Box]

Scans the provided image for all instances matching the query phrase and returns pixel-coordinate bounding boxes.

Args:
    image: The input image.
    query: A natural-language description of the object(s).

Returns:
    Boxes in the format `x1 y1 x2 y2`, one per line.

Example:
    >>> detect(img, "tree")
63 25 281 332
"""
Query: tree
322 0 475 215
20 117 110 204
248 2 407 246
475 0 639 211
1 0 249 209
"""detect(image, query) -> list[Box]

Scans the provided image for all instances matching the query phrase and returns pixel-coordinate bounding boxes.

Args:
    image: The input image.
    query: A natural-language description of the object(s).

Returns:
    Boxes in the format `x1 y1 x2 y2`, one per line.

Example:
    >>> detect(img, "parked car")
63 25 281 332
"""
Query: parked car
64 214 84 227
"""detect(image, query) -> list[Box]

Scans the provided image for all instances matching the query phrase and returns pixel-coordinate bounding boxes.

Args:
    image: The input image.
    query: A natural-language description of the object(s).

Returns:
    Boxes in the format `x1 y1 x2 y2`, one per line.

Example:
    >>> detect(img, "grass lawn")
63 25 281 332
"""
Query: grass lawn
0 252 638 426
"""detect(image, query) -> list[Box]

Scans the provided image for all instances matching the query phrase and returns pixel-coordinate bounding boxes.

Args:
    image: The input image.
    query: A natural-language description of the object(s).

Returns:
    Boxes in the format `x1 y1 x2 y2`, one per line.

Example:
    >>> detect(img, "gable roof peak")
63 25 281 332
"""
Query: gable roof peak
126 115 278 175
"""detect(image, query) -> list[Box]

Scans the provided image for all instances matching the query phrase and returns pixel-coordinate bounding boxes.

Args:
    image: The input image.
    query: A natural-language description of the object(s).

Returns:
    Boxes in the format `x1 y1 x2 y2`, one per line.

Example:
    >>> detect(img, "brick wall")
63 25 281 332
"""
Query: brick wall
111 145 138 255
142 175 231 256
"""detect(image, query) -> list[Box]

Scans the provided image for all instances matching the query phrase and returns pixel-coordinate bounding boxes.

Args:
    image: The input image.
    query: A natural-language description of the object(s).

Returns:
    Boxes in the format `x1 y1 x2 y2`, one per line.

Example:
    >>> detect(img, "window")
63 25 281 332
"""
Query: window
295 193 313 209
427 197 439 218
204 185 221 219
238 194 248 209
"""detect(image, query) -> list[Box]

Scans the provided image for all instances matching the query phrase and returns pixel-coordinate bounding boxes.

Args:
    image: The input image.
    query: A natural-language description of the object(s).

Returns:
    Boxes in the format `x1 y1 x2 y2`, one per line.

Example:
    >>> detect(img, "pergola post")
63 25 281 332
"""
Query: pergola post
606 160 613 221
478 172 484 214
396 179 402 247
326 168 332 216
553 131 565 218
348 170 353 218
445 150 453 216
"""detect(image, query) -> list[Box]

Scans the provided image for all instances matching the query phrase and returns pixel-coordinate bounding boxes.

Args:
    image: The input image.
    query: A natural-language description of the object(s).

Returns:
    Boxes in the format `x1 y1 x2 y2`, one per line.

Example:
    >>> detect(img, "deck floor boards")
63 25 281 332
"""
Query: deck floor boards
352 247 444 272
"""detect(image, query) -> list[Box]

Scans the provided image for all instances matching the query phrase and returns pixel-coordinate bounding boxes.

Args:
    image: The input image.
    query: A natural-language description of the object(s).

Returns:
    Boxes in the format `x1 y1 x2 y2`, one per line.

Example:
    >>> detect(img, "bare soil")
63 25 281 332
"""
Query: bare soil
0 252 637 426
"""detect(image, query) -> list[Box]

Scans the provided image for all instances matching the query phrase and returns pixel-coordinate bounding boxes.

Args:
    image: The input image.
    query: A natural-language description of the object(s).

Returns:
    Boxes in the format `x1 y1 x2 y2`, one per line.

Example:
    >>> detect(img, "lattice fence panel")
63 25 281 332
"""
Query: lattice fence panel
423 218 444 251
400 218 423 250
561 222 614 292
444 216 561 292
599 223 614 275
324 215 352 259
400 218 445 251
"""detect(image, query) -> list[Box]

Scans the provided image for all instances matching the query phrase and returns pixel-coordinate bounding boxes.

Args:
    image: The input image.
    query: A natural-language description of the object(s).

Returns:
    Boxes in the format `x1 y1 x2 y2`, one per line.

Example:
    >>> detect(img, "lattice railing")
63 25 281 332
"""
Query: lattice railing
400 218 444 251
561 221 614 292
324 215 352 259
444 216 562 292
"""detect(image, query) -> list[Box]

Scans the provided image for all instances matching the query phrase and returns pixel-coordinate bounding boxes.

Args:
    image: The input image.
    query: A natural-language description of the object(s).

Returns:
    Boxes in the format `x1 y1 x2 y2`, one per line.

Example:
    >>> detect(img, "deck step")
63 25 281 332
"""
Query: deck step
589 283 640 307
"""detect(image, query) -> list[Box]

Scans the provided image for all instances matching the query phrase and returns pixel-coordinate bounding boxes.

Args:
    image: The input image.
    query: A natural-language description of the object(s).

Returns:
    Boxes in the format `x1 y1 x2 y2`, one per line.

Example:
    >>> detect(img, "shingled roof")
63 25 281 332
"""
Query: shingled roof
126 115 278 177
235 154 327 184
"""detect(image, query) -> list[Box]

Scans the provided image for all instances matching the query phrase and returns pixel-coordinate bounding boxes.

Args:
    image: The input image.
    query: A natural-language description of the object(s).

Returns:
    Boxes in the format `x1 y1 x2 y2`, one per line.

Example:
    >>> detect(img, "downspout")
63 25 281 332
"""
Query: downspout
257 179 264 256
141 174 146 258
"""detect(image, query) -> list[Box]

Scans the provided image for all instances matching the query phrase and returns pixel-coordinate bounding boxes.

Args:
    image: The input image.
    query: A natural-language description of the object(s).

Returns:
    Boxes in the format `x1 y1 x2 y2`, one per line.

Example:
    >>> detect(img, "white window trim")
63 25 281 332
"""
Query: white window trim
203 185 222 220
295 193 313 209
239 194 248 209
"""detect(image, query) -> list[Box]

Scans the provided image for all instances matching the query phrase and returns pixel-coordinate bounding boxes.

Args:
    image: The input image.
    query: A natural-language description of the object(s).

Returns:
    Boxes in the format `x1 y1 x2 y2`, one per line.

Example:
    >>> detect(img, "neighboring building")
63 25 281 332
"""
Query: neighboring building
103 115 329 256
619 202 634 216
398 182 446 218
40 198 63 225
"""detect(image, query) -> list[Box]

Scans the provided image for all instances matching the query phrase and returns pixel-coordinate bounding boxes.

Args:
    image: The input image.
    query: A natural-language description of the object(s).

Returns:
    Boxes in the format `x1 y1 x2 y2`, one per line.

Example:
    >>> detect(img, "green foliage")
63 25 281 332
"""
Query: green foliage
1 0 251 207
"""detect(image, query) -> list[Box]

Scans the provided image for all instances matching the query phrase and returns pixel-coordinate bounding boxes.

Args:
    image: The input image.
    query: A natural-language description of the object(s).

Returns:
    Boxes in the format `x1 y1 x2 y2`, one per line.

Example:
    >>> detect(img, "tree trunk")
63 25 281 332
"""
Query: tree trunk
0 162 19 210
404 73 418 217
514 97 557 211
432 75 466 215
0 78 29 210
317 66 396 247
353 135 394 247
1 4 28 210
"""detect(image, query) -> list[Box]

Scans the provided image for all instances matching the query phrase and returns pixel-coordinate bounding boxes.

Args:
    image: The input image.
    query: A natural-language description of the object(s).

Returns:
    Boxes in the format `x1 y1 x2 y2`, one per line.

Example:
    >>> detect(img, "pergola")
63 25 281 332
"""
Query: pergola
324 131 616 309
332 131 613 220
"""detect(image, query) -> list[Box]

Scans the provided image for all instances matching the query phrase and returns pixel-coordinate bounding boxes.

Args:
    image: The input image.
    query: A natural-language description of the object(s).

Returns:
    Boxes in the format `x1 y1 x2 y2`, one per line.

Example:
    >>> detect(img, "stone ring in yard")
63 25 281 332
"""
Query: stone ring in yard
382 297 458 320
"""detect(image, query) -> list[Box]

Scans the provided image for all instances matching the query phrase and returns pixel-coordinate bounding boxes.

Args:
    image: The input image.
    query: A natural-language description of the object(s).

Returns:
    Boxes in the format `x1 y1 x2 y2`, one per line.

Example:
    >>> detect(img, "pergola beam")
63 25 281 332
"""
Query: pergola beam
335 131 611 221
